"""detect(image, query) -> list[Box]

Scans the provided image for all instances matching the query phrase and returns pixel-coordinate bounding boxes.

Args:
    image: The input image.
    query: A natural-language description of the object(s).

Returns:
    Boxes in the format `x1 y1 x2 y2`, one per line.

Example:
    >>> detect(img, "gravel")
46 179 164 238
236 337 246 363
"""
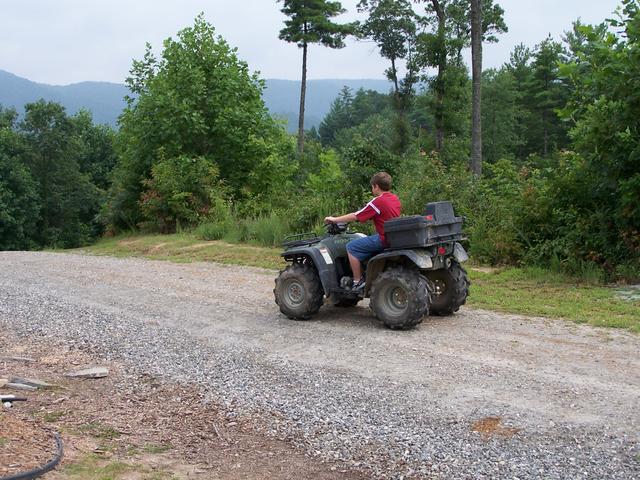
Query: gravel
1 252 638 479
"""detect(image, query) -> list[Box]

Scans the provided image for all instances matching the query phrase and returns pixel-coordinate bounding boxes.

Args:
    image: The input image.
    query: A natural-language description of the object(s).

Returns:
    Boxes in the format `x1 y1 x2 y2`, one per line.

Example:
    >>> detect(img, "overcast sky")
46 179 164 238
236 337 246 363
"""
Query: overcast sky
1 0 622 86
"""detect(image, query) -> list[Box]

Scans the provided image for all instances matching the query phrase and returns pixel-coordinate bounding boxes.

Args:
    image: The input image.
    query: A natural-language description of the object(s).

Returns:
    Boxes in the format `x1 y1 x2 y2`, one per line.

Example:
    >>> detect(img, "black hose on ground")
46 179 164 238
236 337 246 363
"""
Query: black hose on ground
0 433 63 480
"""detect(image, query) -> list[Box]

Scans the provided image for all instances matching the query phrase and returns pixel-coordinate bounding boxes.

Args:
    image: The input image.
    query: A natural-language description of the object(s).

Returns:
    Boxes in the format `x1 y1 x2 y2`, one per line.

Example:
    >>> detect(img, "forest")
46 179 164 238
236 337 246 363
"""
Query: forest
0 0 638 283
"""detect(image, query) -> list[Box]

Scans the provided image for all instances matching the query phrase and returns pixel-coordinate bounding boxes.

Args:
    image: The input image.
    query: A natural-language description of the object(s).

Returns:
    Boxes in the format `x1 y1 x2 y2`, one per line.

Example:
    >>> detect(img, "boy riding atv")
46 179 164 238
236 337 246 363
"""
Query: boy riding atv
324 172 401 293
274 177 470 329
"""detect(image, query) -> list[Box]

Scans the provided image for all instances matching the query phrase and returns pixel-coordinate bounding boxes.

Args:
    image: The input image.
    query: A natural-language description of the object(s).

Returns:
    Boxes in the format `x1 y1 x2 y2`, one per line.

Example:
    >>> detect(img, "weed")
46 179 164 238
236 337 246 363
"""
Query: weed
142 442 172 454
63 453 179 479
222 219 248 244
78 421 121 440
42 411 65 422
63 454 134 479
244 213 289 247
195 220 232 241
94 443 117 453
125 445 139 457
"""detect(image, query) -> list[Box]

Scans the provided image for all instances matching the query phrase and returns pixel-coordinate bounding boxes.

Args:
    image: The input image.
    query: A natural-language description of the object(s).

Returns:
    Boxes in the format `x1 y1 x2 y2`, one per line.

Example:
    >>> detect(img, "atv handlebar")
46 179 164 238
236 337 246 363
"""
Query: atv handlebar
325 222 348 235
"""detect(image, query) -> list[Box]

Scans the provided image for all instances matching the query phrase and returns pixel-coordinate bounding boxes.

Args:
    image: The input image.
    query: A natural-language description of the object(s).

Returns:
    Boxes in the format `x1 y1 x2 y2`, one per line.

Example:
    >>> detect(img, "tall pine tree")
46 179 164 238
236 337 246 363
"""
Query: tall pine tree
414 0 506 152
357 0 418 153
279 0 354 155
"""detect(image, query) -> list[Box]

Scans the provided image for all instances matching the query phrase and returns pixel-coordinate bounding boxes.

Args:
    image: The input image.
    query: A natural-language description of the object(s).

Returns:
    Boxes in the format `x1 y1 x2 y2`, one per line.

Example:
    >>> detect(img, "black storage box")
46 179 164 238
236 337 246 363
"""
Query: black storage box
384 201 464 249
423 201 455 221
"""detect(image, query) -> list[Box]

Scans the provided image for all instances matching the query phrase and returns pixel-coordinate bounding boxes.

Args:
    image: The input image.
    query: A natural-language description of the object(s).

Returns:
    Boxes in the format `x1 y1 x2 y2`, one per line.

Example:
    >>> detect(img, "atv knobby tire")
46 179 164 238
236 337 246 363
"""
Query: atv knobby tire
274 263 324 320
425 261 470 316
369 266 430 329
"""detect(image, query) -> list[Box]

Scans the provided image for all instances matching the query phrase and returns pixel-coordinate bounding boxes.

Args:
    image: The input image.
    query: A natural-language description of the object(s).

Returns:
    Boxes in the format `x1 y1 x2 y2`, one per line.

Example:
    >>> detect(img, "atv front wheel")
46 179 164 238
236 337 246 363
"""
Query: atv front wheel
274 263 324 320
369 266 430 329
425 261 470 316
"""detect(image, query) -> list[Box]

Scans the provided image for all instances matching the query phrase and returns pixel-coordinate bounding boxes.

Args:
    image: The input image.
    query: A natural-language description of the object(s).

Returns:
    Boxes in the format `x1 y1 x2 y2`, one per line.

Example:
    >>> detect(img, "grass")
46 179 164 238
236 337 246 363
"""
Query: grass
76 232 282 269
77 421 121 440
62 453 177 480
142 443 172 454
74 233 640 333
468 267 640 332
41 411 65 422
62 455 135 479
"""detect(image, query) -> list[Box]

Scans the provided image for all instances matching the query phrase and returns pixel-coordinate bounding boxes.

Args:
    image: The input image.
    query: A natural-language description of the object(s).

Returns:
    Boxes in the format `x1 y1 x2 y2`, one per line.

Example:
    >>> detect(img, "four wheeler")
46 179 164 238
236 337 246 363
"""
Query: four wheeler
274 201 470 329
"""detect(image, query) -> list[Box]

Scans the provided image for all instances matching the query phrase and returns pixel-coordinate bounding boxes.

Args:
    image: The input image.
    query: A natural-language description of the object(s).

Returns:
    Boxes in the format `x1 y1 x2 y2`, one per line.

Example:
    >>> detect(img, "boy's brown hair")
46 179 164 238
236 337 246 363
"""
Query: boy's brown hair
370 172 392 191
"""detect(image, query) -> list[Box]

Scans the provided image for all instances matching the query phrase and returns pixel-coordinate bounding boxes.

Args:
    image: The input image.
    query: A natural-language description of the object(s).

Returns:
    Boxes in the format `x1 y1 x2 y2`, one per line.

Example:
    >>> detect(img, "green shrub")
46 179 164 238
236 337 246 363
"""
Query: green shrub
398 155 538 266
194 220 231 241
614 259 640 284
139 154 224 233
341 141 402 207
244 213 290 247
222 219 248 244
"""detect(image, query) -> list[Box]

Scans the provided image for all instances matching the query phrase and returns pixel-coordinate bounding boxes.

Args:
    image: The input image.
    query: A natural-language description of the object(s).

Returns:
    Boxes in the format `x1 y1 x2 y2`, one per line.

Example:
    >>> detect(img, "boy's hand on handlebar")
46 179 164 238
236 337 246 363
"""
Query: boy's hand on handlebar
324 216 337 224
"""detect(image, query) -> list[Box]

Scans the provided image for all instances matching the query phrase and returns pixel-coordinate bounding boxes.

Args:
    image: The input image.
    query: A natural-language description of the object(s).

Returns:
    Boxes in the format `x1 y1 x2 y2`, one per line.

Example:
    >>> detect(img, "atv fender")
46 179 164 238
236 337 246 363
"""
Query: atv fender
364 249 433 297
282 247 338 296
453 242 469 263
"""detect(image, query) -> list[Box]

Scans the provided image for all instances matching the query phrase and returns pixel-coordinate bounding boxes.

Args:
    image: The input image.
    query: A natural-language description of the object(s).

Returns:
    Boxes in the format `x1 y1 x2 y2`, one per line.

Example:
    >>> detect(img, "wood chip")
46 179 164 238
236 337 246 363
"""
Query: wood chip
65 366 109 379
9 377 53 389
5 383 37 392
0 356 36 363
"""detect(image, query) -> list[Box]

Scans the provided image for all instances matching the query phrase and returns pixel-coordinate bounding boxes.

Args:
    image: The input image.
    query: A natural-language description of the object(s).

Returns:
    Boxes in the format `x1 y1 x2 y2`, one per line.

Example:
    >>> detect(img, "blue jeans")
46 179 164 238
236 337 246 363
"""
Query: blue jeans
346 234 384 262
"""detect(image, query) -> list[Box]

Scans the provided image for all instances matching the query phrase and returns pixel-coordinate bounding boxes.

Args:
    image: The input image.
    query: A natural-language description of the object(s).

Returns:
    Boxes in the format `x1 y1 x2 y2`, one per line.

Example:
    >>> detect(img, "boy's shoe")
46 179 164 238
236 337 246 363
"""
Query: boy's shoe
351 278 365 293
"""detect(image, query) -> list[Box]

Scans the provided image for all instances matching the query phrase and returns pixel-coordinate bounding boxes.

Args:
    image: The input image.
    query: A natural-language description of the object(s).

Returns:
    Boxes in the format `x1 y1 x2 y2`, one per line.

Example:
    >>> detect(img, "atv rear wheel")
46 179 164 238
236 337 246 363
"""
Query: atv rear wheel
369 266 430 329
425 261 470 316
274 263 324 320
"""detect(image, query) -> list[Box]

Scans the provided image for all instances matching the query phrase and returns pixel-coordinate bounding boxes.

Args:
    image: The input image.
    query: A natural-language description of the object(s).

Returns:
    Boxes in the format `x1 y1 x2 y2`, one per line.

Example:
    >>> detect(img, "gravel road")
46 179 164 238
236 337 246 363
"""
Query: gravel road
1 252 638 479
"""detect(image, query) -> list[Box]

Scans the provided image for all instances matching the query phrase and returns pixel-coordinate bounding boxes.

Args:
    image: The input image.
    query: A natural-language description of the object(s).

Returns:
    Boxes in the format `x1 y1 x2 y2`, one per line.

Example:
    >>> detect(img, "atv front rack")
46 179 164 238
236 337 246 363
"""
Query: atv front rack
282 232 321 248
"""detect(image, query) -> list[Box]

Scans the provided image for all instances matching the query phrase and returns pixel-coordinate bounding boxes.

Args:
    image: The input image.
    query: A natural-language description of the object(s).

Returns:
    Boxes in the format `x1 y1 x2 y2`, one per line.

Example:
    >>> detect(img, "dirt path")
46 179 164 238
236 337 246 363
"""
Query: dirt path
1 252 638 479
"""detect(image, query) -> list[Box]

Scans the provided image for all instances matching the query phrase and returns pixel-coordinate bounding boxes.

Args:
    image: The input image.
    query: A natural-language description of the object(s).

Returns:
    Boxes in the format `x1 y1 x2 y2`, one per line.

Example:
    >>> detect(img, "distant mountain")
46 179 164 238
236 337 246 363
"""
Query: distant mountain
0 69 391 131
0 70 129 126
263 79 392 132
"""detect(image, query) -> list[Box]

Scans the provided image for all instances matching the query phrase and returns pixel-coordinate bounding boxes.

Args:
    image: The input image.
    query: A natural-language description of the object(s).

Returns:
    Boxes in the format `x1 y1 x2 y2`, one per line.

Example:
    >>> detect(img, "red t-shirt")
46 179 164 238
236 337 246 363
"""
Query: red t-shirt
355 191 401 245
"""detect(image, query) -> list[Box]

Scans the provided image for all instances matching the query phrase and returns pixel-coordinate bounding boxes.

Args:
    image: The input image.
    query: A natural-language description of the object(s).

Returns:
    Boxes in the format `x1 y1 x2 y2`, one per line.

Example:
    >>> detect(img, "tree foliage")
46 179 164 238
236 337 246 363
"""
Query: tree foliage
279 0 353 48
20 101 104 247
357 0 418 94
108 15 295 232
139 154 224 233
0 153 39 250
413 0 507 151
481 68 523 163
357 0 419 152
319 87 391 147
0 102 113 249
555 0 640 272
